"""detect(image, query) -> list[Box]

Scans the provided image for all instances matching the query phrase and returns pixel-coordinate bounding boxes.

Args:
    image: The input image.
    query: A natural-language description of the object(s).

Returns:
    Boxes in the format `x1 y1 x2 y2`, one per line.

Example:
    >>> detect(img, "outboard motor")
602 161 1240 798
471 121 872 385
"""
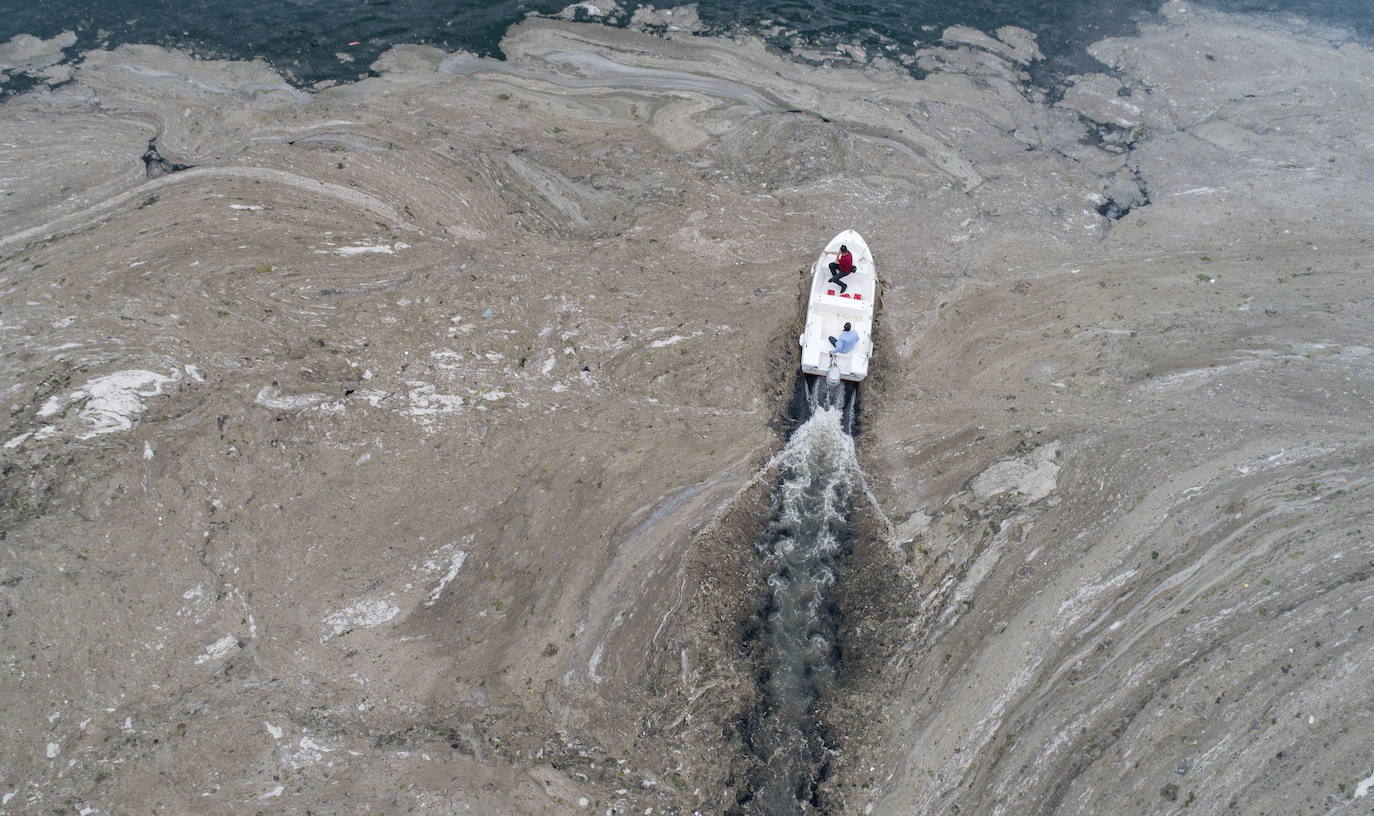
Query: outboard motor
826 360 842 385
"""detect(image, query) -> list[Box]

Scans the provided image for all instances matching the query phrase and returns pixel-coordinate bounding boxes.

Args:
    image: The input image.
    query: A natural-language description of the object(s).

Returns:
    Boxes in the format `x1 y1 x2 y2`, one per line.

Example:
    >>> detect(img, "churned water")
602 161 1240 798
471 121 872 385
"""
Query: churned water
3 0 1371 94
738 380 859 814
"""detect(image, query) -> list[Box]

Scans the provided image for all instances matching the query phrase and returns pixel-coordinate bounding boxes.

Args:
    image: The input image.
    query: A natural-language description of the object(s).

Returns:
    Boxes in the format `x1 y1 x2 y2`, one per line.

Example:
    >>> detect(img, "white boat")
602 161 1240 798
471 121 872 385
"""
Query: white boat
799 230 876 384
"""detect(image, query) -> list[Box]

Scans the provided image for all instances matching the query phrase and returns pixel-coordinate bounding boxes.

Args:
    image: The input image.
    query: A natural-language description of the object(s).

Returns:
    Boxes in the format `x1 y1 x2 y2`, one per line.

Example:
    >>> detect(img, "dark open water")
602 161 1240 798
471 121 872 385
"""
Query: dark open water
1 0 1371 94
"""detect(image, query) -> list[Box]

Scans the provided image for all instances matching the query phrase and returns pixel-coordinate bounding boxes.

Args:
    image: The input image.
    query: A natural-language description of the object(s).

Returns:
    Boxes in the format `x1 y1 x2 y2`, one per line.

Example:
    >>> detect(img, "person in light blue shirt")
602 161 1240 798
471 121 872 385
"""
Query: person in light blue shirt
829 322 860 354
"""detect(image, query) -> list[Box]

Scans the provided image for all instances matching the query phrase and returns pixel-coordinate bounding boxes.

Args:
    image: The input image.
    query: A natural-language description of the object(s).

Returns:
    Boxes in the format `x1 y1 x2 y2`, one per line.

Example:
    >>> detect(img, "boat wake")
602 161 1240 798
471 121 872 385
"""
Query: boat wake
736 378 861 815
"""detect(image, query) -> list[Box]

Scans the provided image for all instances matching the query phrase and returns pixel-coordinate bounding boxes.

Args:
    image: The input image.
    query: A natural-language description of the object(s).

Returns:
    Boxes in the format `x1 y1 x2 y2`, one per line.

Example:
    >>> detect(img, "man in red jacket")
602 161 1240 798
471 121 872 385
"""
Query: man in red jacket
826 244 855 293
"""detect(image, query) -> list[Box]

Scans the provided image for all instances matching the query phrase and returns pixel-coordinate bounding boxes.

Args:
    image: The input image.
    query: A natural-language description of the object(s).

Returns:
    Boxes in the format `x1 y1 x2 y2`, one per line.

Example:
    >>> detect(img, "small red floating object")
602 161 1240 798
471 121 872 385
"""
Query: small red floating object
348 41 361 46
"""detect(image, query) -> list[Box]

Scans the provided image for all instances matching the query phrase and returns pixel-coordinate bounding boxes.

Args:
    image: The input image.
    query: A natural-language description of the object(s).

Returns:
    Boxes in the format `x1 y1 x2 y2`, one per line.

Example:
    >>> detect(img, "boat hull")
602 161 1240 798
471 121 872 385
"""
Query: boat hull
798 229 876 382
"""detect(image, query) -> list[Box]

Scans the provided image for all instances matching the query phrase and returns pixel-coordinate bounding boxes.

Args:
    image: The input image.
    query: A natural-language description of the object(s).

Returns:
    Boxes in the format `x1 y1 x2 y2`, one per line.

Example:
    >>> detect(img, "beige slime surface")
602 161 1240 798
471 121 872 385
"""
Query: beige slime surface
1 1 1372 813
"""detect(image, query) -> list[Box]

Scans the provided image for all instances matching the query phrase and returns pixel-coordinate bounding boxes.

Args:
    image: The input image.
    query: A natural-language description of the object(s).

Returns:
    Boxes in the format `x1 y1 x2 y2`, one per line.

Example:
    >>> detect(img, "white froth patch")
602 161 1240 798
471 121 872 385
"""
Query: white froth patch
971 442 1061 504
230 204 265 210
284 736 336 769
184 364 205 381
649 331 701 348
1143 366 1229 388
336 244 392 255
256 386 327 410
1356 769 1374 798
941 534 1010 625
588 642 605 684
264 721 283 740
38 393 67 417
4 431 32 449
406 382 465 417
355 388 388 407
559 1 616 19
315 241 408 256
46 742 60 758
323 598 400 636
194 635 239 664
51 370 180 438
894 510 931 544
425 550 468 607
259 785 284 799
429 350 463 370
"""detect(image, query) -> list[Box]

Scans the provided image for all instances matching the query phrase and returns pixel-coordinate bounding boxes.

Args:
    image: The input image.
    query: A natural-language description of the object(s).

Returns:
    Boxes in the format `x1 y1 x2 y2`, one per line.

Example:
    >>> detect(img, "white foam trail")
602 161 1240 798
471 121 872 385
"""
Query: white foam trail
746 401 863 814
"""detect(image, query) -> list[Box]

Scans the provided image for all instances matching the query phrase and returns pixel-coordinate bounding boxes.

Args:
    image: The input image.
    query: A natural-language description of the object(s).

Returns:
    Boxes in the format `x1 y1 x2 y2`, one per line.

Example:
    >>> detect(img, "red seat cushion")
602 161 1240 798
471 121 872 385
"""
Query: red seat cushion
826 289 835 296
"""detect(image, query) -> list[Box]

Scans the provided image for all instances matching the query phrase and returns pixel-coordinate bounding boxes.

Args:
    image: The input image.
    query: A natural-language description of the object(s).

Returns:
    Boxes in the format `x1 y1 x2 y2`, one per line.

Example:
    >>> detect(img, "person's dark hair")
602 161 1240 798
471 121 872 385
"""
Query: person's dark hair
843 322 852 331
839 245 848 253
